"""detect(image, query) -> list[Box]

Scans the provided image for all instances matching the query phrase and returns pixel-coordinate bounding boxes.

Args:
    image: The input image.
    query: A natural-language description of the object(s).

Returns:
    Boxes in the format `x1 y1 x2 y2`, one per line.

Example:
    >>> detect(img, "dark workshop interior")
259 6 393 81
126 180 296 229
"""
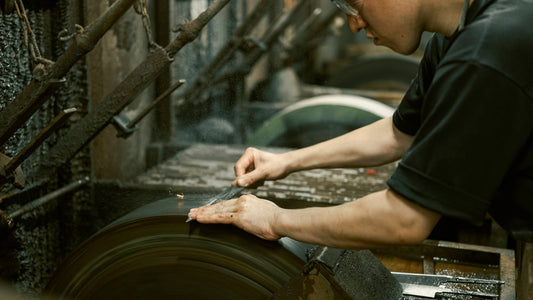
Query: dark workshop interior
0 0 530 299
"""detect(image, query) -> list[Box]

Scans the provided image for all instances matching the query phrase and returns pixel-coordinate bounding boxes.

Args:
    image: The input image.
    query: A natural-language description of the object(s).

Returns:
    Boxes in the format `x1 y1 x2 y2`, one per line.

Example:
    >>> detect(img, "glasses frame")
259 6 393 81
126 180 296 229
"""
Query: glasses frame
331 0 359 16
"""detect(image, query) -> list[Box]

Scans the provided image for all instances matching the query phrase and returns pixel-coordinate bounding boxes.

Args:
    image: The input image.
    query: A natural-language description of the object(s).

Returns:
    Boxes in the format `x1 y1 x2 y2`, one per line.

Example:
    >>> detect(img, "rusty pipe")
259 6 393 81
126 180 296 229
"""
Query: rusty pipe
36 0 232 181
7 176 90 224
0 177 90 229
0 0 137 147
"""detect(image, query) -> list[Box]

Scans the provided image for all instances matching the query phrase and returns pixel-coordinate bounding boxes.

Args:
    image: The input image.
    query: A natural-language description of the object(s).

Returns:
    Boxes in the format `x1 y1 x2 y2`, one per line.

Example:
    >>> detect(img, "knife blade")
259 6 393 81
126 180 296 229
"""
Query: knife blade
392 272 504 286
392 272 503 298
186 185 245 222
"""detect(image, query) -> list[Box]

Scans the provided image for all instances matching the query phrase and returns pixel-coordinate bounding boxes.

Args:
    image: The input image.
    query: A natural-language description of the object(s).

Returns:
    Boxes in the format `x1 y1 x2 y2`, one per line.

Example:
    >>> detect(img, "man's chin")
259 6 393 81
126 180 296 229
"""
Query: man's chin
386 43 419 55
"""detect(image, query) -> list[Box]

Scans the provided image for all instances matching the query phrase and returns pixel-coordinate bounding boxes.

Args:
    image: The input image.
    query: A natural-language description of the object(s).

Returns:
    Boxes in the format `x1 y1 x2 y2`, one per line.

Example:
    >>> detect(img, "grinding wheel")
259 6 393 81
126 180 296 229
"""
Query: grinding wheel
44 197 307 300
246 95 394 148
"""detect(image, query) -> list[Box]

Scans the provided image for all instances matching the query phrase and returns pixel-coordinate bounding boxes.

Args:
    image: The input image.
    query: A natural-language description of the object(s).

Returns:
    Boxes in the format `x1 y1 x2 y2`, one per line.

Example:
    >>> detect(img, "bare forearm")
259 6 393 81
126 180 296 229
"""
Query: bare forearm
273 189 441 249
282 117 412 173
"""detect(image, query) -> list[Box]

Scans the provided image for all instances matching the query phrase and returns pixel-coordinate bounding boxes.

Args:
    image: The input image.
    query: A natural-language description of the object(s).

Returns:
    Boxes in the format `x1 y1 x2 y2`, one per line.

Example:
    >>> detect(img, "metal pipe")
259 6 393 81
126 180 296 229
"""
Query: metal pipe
36 0 232 181
9 176 90 220
0 0 137 147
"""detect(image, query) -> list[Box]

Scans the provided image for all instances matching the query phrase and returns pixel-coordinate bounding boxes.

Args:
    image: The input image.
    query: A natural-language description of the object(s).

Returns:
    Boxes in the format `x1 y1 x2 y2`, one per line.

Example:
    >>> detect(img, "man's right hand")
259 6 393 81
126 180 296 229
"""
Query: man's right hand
232 147 291 187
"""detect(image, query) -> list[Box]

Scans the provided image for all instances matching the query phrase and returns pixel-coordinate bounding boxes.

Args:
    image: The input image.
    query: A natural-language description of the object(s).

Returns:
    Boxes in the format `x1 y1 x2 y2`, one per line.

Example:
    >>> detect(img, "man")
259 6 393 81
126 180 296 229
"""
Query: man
189 0 533 296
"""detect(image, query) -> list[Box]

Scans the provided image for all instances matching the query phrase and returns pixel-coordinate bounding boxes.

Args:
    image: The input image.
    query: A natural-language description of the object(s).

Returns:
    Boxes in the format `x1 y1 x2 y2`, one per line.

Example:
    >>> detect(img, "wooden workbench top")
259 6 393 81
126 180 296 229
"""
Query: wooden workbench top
136 143 396 205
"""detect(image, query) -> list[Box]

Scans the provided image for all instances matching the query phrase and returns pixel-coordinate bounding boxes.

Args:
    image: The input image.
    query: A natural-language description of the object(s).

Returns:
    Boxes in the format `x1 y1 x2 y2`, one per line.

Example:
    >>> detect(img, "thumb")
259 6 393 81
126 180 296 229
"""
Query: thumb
235 170 265 187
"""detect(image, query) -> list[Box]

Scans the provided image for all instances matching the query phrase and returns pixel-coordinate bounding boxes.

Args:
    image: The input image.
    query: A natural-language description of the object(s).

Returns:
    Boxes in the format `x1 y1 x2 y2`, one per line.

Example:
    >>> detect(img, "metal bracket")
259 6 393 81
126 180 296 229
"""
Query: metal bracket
112 114 139 139
0 153 25 189
274 246 403 299
239 37 267 53
112 79 185 138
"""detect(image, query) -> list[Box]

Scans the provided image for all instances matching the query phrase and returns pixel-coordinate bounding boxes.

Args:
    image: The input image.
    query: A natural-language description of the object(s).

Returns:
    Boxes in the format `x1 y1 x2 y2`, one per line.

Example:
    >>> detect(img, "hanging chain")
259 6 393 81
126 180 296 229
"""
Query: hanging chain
134 0 160 50
58 24 85 42
13 0 53 66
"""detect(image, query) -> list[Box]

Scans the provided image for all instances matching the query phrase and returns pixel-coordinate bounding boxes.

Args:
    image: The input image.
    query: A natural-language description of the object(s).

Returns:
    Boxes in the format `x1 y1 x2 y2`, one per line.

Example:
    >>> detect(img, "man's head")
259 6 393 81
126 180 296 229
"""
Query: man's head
331 0 424 55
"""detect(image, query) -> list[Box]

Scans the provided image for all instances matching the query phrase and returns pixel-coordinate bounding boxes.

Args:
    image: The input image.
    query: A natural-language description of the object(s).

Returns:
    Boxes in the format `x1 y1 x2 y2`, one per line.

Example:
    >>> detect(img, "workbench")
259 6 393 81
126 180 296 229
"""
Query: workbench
136 143 394 205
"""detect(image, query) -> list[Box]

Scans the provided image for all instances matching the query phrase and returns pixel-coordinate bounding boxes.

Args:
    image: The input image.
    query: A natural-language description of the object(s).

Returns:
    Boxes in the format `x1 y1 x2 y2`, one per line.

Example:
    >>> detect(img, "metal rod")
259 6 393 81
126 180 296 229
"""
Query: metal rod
165 0 231 57
0 179 47 204
288 6 340 59
284 7 323 49
9 176 90 220
210 0 308 89
0 191 16 204
2 108 78 177
0 0 137 147
178 0 275 106
240 0 307 72
36 0 231 181
127 79 186 128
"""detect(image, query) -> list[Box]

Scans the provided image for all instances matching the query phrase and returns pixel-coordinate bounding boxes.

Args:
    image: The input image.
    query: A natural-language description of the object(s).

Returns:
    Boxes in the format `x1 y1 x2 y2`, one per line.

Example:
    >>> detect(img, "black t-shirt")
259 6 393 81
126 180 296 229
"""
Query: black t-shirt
387 0 533 241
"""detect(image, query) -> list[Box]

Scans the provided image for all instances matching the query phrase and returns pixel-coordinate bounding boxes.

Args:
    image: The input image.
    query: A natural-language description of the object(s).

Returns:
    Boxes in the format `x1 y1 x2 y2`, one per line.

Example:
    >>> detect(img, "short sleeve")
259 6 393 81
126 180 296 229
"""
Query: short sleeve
393 34 445 136
387 62 533 225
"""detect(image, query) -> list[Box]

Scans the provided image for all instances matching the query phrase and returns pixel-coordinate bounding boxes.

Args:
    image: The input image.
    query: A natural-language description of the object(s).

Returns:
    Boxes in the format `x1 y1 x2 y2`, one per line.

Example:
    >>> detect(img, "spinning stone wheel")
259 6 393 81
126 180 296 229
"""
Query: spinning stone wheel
45 198 307 299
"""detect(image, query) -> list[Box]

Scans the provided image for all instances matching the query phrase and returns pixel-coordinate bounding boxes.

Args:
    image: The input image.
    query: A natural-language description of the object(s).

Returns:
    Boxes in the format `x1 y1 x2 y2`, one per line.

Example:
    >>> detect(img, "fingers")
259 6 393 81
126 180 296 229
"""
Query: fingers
233 147 268 187
234 147 257 177
188 195 282 241
233 171 265 188
188 199 239 224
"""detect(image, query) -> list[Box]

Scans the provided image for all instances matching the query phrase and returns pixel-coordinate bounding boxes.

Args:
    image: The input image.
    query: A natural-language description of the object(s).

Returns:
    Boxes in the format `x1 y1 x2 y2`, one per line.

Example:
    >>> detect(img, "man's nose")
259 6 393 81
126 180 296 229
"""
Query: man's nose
347 14 367 33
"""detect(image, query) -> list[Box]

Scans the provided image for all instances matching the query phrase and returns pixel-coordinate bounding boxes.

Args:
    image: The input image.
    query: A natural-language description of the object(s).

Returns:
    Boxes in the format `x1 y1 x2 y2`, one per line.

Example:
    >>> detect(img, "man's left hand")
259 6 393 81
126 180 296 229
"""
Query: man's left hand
188 194 283 241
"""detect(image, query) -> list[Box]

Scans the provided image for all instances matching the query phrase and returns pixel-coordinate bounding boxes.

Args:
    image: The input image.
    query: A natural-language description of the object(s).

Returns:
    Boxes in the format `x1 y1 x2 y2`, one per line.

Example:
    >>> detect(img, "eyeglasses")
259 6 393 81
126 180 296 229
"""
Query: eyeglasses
331 0 359 16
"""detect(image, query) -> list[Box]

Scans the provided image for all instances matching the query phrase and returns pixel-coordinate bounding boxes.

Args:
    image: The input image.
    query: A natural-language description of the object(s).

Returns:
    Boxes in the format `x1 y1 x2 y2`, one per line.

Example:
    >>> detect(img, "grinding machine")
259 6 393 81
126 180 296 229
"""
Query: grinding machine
42 194 405 299
41 186 511 299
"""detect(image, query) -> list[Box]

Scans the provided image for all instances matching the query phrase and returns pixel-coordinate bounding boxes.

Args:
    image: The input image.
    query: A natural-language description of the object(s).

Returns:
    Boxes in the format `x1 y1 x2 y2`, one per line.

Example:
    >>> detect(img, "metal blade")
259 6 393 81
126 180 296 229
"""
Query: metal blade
186 185 245 222
392 272 504 286
400 283 499 298
394 272 503 299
